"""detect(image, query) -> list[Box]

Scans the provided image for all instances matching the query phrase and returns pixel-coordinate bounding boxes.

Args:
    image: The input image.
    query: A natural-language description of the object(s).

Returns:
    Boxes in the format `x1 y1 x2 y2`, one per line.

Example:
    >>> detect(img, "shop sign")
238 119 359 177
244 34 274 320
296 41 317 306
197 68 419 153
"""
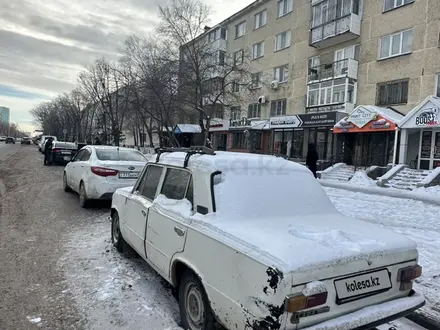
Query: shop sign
230 117 251 129
299 112 339 127
414 107 439 127
306 103 346 114
347 107 378 128
208 119 230 131
269 115 302 129
370 118 391 130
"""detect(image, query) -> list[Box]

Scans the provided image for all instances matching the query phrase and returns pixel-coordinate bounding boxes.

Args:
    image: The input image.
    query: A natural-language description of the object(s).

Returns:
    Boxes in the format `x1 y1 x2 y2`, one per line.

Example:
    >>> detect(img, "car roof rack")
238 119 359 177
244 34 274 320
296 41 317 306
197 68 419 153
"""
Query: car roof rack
155 146 215 168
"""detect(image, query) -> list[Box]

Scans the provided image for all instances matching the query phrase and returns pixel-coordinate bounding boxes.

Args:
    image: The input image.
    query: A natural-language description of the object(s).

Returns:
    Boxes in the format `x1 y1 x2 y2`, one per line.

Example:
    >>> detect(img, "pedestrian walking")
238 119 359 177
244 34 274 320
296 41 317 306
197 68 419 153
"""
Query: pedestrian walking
44 137 54 166
306 143 319 178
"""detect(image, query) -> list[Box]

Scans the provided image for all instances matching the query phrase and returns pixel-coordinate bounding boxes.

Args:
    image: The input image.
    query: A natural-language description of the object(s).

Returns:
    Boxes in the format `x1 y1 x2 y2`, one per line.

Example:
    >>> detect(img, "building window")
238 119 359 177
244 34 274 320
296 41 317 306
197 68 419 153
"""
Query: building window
277 0 293 18
232 81 240 93
233 50 244 65
214 107 224 119
307 78 354 107
273 129 303 158
270 99 287 116
383 0 414 12
376 79 409 106
254 9 267 29
436 73 440 97
217 50 226 65
208 27 227 42
235 21 246 38
308 56 321 70
379 29 413 60
248 104 261 119
251 72 263 88
274 64 289 83
232 132 246 149
275 30 291 51
252 41 265 59
230 107 241 120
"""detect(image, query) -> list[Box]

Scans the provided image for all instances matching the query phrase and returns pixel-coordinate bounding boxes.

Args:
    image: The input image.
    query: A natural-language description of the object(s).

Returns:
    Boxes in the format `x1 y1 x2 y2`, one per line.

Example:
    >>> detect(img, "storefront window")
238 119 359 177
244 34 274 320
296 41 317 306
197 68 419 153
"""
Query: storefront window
435 132 440 159
273 129 303 157
292 131 303 158
274 131 283 154
308 128 331 160
232 132 246 149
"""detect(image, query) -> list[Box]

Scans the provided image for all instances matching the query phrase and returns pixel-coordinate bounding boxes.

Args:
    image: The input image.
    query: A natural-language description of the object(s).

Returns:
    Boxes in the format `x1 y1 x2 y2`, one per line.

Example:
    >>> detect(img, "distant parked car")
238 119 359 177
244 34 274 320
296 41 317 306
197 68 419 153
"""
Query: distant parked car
48 141 78 164
21 137 32 145
0 136 6 142
63 146 148 207
5 137 15 144
38 135 57 152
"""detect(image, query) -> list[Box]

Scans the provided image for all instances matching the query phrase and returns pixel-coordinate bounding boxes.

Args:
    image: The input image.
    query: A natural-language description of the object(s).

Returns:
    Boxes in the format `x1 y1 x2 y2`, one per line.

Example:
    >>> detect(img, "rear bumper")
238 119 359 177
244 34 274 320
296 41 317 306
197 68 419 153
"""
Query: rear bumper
301 291 425 330
87 179 136 200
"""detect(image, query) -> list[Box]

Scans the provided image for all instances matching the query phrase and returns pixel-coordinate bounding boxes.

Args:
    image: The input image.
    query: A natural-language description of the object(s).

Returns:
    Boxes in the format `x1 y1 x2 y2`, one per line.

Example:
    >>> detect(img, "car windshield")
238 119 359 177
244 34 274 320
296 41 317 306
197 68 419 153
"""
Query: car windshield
54 142 76 149
95 149 146 162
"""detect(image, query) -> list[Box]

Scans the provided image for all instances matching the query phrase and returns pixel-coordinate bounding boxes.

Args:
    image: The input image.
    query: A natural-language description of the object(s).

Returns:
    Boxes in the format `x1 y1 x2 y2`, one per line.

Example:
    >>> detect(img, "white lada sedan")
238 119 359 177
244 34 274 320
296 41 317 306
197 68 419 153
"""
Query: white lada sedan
110 147 424 330
63 145 148 207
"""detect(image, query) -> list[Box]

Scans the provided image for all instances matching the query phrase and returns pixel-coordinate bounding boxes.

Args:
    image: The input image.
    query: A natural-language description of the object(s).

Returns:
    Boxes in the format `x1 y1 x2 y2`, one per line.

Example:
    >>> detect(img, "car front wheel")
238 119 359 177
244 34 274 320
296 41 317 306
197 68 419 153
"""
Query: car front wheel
63 173 71 192
179 270 216 330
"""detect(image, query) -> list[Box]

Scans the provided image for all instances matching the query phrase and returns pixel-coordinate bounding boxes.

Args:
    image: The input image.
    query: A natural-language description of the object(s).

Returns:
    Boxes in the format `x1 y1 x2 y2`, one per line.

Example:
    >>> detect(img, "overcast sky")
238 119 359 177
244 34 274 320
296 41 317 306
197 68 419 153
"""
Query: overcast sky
0 0 253 133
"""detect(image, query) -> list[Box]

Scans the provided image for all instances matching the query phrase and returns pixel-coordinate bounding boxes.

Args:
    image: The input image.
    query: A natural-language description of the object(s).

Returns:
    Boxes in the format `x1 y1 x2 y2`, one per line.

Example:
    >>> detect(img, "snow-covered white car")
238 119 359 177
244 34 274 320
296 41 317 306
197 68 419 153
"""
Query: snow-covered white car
63 146 148 207
110 147 425 330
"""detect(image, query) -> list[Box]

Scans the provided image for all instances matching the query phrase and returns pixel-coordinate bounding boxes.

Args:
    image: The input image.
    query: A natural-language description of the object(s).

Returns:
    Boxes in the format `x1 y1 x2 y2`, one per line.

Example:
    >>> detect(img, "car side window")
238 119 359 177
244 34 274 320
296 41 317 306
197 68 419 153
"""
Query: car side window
82 149 91 161
72 150 84 162
139 165 163 200
161 168 192 202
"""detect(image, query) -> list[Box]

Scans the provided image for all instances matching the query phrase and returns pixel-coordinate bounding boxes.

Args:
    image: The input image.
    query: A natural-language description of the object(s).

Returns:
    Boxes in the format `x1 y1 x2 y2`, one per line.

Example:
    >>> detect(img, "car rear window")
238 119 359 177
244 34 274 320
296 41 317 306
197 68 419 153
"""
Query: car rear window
54 142 76 149
96 149 146 162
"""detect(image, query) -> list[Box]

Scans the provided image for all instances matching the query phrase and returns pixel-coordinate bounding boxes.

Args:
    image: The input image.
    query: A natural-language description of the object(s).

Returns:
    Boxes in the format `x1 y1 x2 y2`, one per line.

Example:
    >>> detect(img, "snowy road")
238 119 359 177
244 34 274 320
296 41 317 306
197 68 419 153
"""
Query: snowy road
324 187 440 324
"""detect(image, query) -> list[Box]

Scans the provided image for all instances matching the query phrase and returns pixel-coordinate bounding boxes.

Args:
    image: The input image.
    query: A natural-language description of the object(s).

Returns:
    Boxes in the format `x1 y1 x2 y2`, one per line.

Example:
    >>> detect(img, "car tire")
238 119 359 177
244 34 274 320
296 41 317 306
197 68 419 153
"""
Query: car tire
79 182 90 208
111 212 125 253
63 173 71 192
179 270 217 330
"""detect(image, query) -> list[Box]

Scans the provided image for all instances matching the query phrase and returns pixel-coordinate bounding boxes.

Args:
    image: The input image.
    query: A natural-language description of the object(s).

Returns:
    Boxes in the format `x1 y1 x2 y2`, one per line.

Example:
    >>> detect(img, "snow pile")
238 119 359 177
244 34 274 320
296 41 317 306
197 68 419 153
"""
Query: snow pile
377 164 406 183
303 292 425 330
302 281 327 296
348 171 377 187
415 185 440 195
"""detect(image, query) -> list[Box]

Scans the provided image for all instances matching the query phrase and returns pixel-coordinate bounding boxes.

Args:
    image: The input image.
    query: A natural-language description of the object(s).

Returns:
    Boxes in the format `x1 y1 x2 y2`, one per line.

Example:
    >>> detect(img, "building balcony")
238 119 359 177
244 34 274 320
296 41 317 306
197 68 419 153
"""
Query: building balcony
310 13 361 49
308 58 358 84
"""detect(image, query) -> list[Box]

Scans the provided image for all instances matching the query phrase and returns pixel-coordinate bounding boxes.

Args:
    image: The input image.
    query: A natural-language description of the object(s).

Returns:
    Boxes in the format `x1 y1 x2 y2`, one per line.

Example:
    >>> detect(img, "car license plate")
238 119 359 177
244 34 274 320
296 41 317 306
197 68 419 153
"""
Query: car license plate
64 156 71 161
119 171 139 179
334 269 391 300
61 151 71 154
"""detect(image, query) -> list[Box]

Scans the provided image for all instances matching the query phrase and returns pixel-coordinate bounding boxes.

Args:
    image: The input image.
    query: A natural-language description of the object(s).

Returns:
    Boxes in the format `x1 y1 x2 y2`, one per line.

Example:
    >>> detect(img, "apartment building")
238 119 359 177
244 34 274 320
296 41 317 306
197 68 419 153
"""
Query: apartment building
185 0 440 168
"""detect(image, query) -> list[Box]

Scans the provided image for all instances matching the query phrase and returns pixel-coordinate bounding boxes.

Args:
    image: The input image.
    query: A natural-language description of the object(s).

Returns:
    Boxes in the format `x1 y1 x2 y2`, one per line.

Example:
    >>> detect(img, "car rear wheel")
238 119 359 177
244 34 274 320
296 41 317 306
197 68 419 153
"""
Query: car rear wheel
79 182 90 208
111 212 125 252
63 173 71 192
179 270 216 330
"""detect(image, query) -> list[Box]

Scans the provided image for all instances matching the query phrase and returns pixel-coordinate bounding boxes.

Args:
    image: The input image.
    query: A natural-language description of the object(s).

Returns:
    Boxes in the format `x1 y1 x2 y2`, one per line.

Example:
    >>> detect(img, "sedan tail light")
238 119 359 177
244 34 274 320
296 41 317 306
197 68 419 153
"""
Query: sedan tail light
52 148 60 153
285 291 328 313
397 265 422 291
91 166 119 177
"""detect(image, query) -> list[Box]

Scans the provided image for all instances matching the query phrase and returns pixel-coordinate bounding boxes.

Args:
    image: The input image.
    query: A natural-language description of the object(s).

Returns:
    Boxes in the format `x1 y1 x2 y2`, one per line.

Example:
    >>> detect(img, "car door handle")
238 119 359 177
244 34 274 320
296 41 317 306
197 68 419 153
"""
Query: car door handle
141 210 147 217
174 226 185 237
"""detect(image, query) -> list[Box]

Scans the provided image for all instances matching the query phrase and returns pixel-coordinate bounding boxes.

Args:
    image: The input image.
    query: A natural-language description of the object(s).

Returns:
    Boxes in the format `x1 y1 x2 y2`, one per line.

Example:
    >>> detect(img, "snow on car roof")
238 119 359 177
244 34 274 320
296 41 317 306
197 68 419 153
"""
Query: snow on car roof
156 151 311 174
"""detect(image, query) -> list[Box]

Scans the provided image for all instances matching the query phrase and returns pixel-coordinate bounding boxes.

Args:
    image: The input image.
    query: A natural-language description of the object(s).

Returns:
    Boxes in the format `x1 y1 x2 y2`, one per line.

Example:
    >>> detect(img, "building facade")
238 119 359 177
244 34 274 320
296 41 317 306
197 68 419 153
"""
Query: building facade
184 0 440 167
0 106 10 125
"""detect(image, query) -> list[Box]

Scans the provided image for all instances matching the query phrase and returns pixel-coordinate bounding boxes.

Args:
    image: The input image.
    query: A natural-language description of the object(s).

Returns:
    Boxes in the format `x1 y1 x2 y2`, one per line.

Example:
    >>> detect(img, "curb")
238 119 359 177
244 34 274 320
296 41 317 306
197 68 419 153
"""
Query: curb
319 180 440 206
406 312 440 330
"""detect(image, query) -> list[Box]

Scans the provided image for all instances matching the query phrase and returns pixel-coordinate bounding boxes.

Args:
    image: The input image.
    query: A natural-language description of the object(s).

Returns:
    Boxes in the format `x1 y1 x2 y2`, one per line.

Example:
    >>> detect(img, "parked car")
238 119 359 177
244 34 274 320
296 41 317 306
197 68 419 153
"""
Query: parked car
5 137 15 144
63 146 148 207
38 135 57 152
21 137 32 145
48 141 77 164
110 147 424 330
0 136 6 142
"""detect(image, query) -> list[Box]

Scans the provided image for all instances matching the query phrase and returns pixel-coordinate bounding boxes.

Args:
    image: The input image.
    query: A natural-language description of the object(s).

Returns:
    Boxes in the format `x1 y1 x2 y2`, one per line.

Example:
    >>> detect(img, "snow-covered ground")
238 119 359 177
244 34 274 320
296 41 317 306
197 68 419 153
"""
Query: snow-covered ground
58 188 439 330
325 187 440 323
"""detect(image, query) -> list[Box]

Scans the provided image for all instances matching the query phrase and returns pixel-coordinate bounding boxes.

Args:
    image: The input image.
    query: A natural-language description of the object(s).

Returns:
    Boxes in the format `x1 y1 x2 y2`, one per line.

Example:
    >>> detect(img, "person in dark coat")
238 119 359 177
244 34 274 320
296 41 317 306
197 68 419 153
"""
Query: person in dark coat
44 137 54 166
94 136 101 145
306 143 319 178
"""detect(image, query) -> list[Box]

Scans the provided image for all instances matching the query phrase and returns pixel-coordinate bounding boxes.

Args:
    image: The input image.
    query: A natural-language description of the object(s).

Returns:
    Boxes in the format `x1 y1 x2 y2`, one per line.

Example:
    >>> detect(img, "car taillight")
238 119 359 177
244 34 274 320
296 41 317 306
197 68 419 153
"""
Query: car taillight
52 148 60 153
285 291 328 313
91 166 119 177
397 265 422 291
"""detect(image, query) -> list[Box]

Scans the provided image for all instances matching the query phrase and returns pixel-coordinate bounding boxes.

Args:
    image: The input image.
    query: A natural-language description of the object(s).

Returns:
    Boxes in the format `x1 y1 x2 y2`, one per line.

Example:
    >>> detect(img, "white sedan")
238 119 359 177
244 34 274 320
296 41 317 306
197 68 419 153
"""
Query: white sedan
63 146 148 207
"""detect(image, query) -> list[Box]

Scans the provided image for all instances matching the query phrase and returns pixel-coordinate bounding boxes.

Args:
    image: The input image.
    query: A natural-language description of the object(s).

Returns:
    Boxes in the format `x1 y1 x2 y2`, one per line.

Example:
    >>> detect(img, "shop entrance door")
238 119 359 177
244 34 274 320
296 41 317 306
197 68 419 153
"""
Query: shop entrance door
418 130 440 169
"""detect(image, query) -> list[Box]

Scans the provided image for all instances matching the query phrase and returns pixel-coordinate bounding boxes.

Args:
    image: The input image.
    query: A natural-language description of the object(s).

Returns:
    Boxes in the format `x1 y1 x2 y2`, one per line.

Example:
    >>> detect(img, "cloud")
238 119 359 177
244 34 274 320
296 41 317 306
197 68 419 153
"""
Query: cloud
0 0 254 127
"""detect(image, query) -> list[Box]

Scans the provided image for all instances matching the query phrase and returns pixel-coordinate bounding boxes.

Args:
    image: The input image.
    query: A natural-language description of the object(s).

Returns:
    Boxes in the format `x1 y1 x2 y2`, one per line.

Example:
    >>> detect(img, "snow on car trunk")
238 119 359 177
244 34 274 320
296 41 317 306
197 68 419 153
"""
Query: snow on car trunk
94 148 147 181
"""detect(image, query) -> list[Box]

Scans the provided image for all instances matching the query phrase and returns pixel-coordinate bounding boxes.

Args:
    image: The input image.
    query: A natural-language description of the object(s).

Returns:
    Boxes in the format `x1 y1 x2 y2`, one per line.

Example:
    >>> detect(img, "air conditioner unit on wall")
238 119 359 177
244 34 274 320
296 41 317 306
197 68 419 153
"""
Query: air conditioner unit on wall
270 80 279 90
258 96 266 103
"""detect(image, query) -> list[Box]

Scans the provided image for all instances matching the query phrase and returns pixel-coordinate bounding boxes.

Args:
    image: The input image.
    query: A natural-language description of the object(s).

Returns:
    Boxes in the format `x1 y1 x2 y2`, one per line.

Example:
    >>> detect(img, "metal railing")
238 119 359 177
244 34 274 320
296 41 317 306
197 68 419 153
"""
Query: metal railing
318 152 345 171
